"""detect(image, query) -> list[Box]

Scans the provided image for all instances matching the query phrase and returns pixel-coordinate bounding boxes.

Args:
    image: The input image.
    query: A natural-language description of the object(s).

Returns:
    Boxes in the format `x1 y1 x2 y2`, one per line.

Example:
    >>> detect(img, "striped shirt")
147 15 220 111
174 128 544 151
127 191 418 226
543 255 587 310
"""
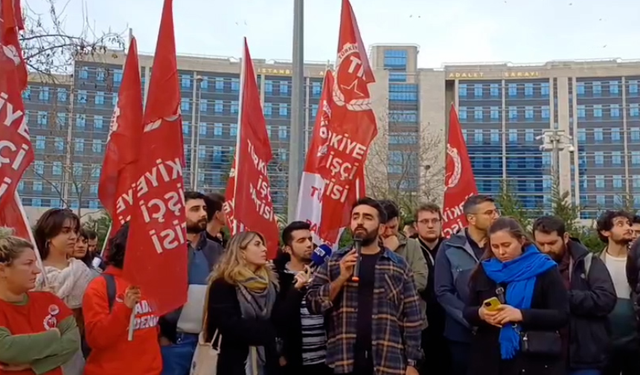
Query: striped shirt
306 247 425 375
286 267 327 365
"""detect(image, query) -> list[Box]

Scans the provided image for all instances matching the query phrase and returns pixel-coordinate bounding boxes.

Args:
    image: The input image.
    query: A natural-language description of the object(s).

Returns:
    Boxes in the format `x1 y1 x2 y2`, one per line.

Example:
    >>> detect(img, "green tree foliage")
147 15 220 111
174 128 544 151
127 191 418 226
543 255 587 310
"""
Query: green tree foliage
494 180 533 230
549 178 581 235
83 213 113 252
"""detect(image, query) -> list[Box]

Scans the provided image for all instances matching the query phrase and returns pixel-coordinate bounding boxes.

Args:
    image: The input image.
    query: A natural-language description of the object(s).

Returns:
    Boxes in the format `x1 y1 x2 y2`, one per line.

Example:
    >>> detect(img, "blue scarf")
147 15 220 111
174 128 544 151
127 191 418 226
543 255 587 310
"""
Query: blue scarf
482 245 557 359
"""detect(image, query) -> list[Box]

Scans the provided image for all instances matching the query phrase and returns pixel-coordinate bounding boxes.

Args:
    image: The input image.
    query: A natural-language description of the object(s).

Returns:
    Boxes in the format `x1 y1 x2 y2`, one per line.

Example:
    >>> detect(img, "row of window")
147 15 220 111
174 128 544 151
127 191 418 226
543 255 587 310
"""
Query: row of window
459 106 550 121
78 67 123 83
575 80 640 97
576 103 640 118
576 127 640 143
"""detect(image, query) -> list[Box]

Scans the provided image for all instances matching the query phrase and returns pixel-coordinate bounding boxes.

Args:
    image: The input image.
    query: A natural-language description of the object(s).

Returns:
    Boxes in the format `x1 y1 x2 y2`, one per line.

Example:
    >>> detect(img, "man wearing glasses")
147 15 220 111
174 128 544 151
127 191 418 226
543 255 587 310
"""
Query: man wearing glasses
434 195 499 375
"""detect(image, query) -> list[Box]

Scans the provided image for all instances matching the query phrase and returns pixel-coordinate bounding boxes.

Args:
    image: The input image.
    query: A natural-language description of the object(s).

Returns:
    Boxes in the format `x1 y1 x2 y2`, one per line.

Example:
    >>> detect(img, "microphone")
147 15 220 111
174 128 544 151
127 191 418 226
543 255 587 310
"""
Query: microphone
352 237 363 282
311 244 332 268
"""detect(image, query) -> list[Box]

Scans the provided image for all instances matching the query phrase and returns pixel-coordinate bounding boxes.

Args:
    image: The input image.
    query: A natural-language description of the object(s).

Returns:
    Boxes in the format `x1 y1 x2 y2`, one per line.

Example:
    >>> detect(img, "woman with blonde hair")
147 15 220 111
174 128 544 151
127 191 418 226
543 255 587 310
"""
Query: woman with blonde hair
205 231 280 375
0 227 81 374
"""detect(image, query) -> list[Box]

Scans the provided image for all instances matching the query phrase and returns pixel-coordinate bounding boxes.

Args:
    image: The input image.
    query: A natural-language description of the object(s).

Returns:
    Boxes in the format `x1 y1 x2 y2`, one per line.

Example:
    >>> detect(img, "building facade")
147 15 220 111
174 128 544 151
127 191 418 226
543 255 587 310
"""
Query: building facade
20 46 640 222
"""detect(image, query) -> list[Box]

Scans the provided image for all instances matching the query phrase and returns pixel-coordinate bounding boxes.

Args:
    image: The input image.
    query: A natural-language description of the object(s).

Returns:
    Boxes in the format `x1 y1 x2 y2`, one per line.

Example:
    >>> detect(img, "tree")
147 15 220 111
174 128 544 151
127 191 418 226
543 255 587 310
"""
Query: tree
494 180 534 230
614 192 637 215
549 176 582 235
21 0 125 77
365 113 445 215
83 211 112 251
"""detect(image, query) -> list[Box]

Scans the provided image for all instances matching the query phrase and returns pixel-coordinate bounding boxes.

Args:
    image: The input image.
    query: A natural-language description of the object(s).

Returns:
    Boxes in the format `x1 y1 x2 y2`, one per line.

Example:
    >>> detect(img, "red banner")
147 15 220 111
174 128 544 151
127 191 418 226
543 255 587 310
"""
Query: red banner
314 0 376 242
124 0 188 316
442 104 478 237
98 37 143 236
228 39 279 258
0 192 31 240
0 0 32 213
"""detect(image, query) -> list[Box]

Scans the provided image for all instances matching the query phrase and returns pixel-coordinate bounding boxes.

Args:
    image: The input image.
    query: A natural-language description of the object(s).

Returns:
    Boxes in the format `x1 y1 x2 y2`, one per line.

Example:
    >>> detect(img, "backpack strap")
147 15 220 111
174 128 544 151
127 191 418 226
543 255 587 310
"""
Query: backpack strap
102 274 117 312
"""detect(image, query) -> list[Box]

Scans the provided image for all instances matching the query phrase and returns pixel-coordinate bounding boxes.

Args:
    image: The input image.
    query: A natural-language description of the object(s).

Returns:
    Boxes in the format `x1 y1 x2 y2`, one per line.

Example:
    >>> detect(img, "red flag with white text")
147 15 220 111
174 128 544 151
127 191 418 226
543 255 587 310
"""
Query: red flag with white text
442 104 478 237
223 158 242 235
0 0 33 213
313 0 377 243
230 39 279 259
296 70 365 247
124 0 188 316
98 37 143 236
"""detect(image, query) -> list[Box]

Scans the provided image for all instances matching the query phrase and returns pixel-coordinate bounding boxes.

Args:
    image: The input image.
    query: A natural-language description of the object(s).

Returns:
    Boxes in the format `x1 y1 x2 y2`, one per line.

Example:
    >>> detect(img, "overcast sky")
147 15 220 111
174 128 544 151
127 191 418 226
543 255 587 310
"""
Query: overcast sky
27 0 640 68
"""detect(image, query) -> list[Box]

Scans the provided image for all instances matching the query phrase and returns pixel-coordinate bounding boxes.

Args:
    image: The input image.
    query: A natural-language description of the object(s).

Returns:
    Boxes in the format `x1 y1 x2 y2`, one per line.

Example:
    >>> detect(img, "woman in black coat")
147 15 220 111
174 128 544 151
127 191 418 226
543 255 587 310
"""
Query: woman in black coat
463 217 570 375
206 231 281 375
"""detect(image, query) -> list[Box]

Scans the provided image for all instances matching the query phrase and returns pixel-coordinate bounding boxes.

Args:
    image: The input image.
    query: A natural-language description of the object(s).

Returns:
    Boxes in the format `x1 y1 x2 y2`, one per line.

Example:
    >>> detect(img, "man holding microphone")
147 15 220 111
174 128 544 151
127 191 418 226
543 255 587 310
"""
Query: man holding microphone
306 197 424 375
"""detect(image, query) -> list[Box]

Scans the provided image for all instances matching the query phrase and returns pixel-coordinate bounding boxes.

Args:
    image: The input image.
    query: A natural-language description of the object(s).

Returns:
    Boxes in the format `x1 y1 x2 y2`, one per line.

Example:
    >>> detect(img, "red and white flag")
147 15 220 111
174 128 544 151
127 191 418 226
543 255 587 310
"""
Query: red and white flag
296 70 365 247
0 0 34 241
442 104 478 237
297 0 376 247
225 39 279 259
124 0 188 316
98 37 143 237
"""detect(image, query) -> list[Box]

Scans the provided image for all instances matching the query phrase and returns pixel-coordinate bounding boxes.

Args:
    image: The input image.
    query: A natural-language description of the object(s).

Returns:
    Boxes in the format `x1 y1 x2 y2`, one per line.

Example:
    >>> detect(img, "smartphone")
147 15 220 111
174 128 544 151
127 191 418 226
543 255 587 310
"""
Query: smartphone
483 297 502 312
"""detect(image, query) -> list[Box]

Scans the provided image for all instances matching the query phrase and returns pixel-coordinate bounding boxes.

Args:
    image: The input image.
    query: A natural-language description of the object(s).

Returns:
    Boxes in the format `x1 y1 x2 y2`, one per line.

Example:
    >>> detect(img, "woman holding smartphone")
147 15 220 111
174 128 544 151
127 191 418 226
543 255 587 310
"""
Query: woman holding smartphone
463 217 569 375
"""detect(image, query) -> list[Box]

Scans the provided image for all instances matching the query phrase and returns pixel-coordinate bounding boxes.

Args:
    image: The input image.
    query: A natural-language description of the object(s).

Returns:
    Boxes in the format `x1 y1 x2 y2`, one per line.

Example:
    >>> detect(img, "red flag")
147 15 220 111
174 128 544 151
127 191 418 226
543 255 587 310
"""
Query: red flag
98 37 143 236
296 71 365 247
315 0 377 243
0 192 31 240
0 0 33 213
124 0 187 316
442 104 478 237
230 39 279 259
223 159 241 235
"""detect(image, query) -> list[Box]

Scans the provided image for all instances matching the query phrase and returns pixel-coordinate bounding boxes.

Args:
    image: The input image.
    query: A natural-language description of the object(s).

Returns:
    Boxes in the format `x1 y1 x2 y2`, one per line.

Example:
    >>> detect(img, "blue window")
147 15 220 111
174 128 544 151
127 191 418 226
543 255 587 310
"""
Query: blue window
508 83 517 96
57 88 67 102
474 129 483 143
577 105 586 118
33 181 42 192
611 104 620 117
593 104 602 117
631 127 640 141
577 129 586 143
92 139 102 153
576 82 585 96
198 145 206 159
630 80 639 95
311 104 318 117
200 79 208 90
90 184 98 194
541 82 550 97
231 78 240 91
525 129 534 142
490 106 499 120
214 100 223 113
181 74 191 88
592 81 602 96
76 114 86 128
279 104 289 117
214 78 224 91
264 103 272 116
113 69 123 83
181 98 190 111
77 90 88 104
524 83 533 97
630 103 640 117
230 124 238 137
265 80 273 93
37 111 48 126
79 67 89 79
94 115 104 129
474 107 483 120
22 86 31 100
613 175 623 189
383 49 407 69
199 123 207 135
612 151 622 165
200 99 208 112
458 107 467 120
75 138 84 152
183 121 190 134
633 151 640 165
541 105 550 119
52 162 63 175
280 81 289 95
594 128 604 142
508 106 518 120
214 123 222 136
112 94 118 106
231 101 239 114
56 112 66 127
459 84 467 97
35 136 45 150
525 106 534 120
490 83 499 97
610 81 619 95
34 161 44 174
95 92 105 106
389 72 406 82
32 198 42 207
311 82 322 96
508 129 517 143
490 129 499 144
594 151 604 165
389 84 418 101
96 68 105 81
595 175 605 189
474 84 482 97
611 127 621 142
279 126 288 139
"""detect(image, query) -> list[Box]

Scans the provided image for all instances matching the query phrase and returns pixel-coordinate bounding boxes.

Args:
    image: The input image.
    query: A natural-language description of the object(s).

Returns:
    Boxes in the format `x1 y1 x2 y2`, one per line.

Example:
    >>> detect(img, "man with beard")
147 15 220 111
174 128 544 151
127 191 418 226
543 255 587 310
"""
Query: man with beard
273 221 330 375
533 215 616 375
434 194 498 375
307 197 424 375
203 192 227 247
413 203 450 375
158 191 225 375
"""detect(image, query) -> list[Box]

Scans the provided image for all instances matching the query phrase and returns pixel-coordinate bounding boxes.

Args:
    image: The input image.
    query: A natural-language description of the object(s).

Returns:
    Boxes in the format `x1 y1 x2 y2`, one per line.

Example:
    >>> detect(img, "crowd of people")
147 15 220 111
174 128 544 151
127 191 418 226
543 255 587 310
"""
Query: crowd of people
1 191 640 375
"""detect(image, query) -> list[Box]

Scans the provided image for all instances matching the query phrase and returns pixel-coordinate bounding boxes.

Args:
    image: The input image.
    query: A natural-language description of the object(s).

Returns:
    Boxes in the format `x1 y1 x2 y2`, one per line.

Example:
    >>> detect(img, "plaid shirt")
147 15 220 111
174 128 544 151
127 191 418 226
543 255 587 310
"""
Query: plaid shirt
306 247 425 375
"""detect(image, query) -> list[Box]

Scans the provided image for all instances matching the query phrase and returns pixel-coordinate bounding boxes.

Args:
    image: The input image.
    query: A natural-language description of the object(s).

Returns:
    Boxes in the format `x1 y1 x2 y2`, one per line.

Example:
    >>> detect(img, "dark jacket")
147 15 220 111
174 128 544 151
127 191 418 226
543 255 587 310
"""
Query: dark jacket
206 278 280 375
158 233 224 342
463 265 569 375
272 254 306 368
627 239 640 318
434 231 483 343
566 240 616 370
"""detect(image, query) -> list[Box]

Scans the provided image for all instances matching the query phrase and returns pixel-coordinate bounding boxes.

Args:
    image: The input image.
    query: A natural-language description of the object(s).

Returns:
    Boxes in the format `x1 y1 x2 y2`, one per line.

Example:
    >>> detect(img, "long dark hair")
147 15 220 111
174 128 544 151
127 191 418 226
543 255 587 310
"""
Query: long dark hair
470 217 535 281
33 208 80 260
75 228 93 268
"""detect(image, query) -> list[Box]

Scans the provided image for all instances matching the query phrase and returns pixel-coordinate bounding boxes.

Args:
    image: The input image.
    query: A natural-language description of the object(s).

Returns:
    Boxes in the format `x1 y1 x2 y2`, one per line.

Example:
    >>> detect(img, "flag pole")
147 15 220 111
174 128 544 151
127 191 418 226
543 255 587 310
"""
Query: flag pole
230 38 247 234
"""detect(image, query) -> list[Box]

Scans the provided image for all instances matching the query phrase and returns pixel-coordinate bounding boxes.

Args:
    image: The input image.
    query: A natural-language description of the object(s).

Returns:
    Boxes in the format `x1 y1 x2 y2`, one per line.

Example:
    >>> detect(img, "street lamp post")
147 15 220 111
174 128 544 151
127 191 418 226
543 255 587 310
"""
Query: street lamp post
287 0 305 221
193 76 204 191
537 129 574 187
